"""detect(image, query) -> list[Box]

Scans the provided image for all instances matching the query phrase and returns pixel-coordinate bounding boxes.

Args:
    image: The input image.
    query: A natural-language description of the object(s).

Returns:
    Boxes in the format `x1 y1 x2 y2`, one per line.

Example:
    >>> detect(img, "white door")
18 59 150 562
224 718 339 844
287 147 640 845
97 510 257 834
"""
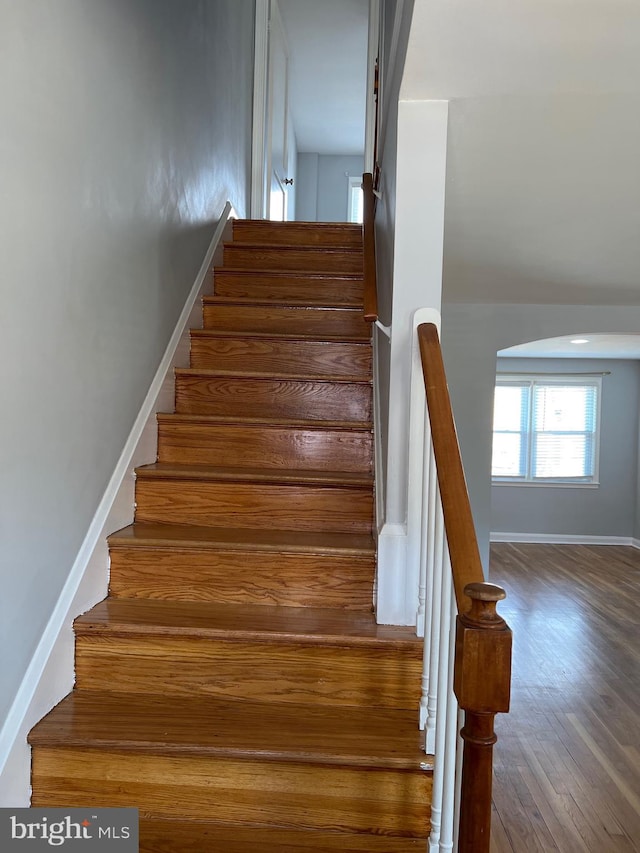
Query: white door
266 2 294 220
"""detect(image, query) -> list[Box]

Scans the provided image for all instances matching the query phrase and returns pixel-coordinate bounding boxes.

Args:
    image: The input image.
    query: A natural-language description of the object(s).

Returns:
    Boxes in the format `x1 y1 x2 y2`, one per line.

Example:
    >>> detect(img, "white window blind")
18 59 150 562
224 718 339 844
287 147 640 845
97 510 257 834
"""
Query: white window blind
492 375 601 484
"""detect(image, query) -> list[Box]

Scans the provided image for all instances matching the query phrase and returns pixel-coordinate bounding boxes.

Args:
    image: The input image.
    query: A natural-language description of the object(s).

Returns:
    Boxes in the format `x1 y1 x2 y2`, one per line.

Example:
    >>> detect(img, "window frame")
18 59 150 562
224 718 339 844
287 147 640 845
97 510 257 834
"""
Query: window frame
347 176 364 224
491 373 602 488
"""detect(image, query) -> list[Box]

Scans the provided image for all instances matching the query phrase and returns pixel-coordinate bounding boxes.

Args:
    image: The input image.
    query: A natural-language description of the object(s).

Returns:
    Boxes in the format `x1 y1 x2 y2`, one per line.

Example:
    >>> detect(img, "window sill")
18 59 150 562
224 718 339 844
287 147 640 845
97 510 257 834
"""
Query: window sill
492 481 599 489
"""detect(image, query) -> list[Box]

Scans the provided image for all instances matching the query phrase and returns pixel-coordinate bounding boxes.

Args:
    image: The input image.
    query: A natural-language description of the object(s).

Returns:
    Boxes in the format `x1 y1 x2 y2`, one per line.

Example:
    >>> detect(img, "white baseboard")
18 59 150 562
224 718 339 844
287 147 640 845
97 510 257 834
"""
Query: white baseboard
0 204 234 806
376 522 416 625
491 531 639 548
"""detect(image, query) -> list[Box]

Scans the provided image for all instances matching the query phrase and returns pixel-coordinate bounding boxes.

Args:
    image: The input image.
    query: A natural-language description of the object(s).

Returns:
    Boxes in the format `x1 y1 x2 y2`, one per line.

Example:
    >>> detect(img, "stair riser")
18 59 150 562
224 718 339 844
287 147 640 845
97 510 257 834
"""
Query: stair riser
232 222 363 247
190 336 372 378
213 271 363 304
175 376 372 422
202 304 369 339
109 548 375 609
223 245 363 274
139 821 428 852
135 481 373 534
75 638 422 709
157 423 373 472
32 749 430 835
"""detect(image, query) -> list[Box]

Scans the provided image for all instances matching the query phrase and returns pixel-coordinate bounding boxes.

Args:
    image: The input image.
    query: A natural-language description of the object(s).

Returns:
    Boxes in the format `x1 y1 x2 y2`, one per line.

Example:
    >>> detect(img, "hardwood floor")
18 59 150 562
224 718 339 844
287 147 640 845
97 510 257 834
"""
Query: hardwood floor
489 543 640 852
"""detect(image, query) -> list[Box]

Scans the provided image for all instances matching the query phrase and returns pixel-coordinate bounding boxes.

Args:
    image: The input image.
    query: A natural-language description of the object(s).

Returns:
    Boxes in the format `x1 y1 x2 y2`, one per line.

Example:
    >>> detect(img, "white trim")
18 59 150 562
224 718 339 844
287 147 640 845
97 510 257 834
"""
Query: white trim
492 481 599 489
376 308 441 627
364 0 380 173
373 325 385 535
0 205 235 806
251 0 270 218
490 531 637 547
376 523 411 624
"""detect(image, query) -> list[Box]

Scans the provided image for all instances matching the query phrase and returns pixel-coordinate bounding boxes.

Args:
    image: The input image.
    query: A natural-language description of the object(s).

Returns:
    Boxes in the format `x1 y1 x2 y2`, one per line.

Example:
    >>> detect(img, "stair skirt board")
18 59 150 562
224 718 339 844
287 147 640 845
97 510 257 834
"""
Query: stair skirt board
0 205 235 806
27 218 432 845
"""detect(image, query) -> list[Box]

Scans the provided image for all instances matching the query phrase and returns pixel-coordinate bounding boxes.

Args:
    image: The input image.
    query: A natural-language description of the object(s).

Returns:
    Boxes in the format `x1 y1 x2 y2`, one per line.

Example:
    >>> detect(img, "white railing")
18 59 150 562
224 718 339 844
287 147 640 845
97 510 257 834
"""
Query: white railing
407 312 512 853
407 308 461 851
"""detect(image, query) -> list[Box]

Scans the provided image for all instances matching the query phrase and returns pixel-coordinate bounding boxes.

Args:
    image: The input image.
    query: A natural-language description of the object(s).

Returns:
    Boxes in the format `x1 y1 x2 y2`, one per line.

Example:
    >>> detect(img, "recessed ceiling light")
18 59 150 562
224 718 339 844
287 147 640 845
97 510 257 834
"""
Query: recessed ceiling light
570 338 589 344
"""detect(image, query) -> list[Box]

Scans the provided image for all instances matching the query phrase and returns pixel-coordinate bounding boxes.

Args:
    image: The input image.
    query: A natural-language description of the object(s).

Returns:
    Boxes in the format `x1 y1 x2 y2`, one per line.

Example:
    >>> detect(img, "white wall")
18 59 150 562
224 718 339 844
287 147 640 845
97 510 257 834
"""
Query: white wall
441 303 640 568
374 0 451 624
295 153 364 221
492 357 640 540
0 0 254 735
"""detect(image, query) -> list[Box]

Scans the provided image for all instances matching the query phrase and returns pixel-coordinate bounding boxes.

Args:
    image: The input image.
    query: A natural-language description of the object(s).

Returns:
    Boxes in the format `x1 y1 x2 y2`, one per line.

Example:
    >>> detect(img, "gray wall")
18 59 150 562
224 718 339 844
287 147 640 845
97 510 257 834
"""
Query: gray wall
441 303 640 568
295 153 364 221
636 423 640 541
0 0 254 729
373 0 415 508
491 357 640 538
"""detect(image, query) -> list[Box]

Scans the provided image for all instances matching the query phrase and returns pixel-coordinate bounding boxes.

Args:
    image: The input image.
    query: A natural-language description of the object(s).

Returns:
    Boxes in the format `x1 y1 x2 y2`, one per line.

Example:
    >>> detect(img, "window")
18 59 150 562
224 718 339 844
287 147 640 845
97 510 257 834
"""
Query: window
347 176 363 223
491 375 601 485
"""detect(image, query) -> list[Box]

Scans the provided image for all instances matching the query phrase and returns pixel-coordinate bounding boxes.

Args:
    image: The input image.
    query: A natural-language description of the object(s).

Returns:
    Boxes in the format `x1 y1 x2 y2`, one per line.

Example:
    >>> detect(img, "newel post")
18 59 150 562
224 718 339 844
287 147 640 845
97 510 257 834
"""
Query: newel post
454 582 512 853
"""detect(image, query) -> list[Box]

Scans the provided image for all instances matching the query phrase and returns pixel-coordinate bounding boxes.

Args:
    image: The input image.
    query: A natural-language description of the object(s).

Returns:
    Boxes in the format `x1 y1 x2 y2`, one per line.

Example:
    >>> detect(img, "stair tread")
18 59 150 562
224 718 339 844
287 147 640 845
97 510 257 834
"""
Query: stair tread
139 821 425 852
29 691 428 770
180 366 369 382
135 462 373 487
194 328 369 343
75 599 420 647
191 327 371 344
237 219 362 230
219 266 363 276
204 295 363 308
108 523 375 555
203 296 363 309
156 413 373 431
213 267 363 280
224 242 363 253
175 367 372 383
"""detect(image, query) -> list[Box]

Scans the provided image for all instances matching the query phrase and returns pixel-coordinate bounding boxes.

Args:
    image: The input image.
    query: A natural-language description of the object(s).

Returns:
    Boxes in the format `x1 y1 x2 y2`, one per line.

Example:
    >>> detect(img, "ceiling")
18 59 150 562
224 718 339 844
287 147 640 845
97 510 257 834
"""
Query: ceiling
402 0 640 305
277 0 369 155
498 334 640 360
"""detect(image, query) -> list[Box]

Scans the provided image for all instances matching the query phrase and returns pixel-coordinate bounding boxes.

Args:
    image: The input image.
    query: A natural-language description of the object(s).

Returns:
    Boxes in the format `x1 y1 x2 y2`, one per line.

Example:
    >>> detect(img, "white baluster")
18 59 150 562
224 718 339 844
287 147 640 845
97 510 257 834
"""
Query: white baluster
439 567 458 852
453 706 464 853
417 418 432 639
424 493 444 750
428 525 453 852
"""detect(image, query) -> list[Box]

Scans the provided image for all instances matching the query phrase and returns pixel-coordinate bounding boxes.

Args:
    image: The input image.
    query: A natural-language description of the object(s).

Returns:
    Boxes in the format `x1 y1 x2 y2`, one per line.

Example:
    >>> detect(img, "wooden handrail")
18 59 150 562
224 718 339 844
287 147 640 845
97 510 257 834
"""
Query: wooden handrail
417 321 512 853
362 172 378 323
417 322 484 612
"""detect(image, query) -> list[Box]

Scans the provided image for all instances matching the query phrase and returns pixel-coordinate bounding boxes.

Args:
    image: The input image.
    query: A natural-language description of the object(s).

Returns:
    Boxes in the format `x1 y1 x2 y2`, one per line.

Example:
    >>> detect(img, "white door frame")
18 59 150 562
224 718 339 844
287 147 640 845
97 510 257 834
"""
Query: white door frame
253 0 378 215
251 0 271 218
251 0 292 220
364 0 380 174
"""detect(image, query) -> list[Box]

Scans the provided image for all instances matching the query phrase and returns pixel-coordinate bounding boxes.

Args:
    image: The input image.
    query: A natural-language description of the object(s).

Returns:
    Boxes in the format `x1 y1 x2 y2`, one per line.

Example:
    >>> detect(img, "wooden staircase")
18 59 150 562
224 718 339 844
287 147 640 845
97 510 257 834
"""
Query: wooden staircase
29 219 431 851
